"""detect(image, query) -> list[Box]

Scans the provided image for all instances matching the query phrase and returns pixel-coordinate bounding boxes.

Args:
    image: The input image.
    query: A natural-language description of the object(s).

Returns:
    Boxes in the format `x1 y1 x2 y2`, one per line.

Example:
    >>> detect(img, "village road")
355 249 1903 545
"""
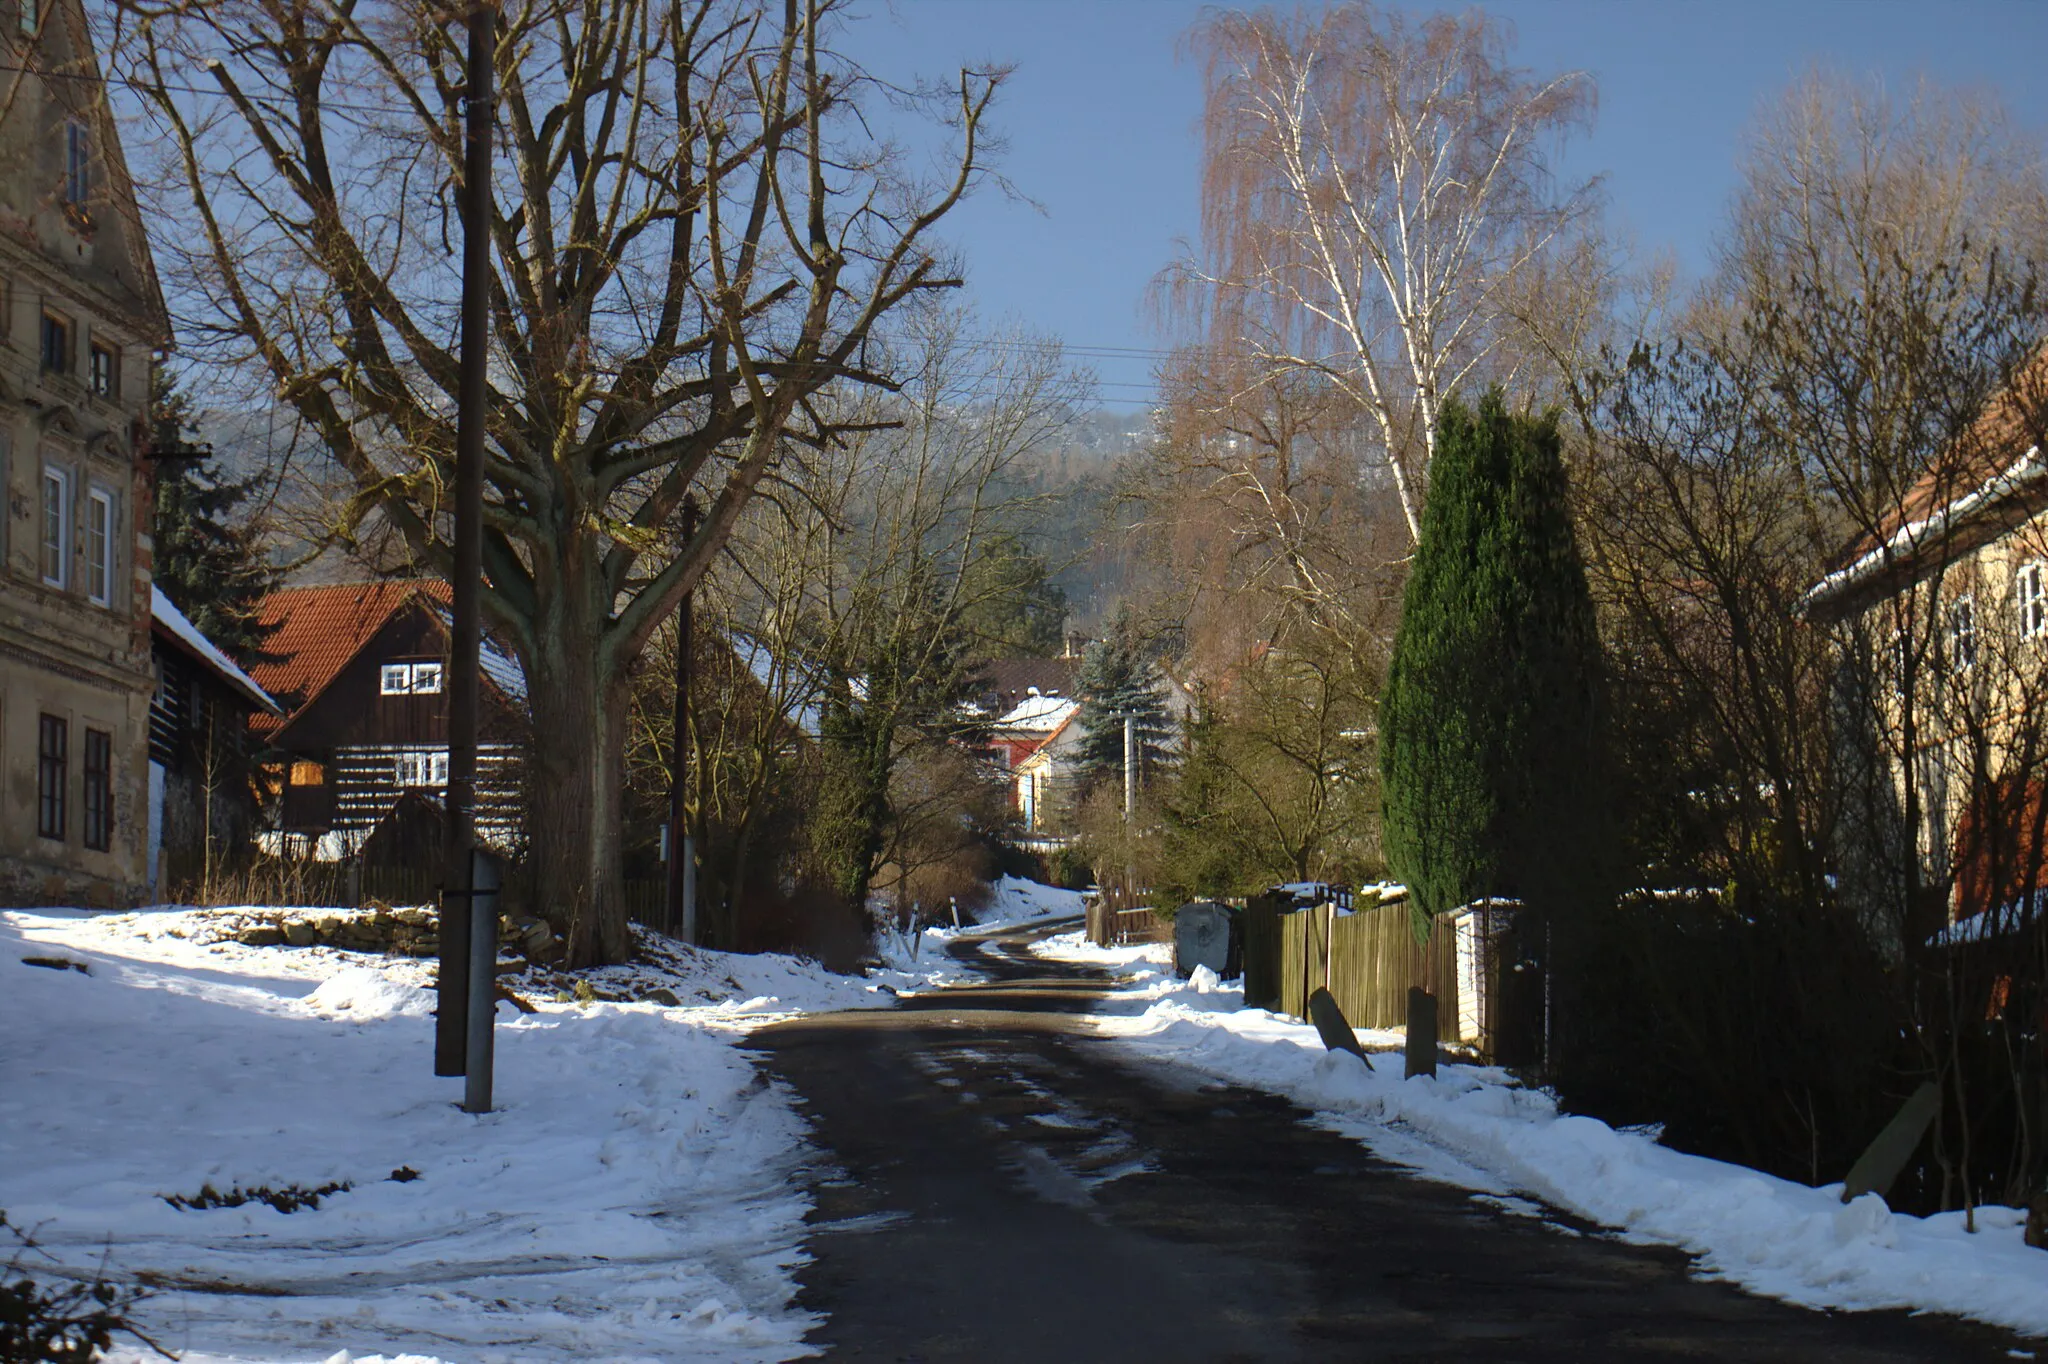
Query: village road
749 923 2027 1362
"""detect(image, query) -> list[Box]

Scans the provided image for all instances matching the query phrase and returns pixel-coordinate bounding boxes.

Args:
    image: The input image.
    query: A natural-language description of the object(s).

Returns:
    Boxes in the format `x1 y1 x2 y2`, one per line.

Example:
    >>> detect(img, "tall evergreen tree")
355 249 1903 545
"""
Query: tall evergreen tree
149 373 279 663
1075 604 1175 790
1379 392 1612 941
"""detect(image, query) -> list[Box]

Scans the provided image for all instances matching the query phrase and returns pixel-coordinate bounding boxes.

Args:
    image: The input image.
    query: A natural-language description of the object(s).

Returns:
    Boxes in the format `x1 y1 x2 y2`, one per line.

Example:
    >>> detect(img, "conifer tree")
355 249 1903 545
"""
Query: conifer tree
149 373 278 664
1379 392 1611 940
1074 604 1175 790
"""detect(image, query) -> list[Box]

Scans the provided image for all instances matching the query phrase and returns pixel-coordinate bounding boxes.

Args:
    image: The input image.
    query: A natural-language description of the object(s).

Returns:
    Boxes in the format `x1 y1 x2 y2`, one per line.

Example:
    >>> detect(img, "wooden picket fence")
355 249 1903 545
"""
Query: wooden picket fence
1084 885 1173 947
1242 894 1525 1061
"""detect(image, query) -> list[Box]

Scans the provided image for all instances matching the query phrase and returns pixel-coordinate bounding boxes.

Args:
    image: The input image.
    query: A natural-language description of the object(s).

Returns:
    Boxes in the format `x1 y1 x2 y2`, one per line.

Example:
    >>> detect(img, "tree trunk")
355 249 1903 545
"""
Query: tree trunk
525 594 633 968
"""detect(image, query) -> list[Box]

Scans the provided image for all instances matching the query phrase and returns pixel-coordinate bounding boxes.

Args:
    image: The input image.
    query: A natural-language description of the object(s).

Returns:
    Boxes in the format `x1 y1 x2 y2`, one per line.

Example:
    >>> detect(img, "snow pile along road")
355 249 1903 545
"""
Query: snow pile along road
0 905 921 1364
1033 930 2048 1340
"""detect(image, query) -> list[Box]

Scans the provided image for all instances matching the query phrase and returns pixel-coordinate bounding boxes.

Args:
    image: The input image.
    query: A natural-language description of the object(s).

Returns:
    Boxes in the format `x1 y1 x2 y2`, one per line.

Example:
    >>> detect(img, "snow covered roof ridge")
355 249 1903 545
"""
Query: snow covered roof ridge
1801 444 2047 618
151 585 281 714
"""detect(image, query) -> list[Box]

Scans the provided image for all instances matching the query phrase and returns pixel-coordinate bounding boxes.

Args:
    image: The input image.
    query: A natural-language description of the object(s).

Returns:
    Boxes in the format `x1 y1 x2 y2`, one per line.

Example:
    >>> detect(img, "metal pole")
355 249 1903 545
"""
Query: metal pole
1122 712 1135 821
439 0 494 1089
464 848 499 1112
1122 712 1135 900
666 498 699 941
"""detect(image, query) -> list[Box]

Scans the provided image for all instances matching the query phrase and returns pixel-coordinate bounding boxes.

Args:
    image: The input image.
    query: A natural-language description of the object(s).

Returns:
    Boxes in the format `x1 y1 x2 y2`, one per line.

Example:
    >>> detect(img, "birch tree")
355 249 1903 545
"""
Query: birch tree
110 0 997 965
1171 2 1596 544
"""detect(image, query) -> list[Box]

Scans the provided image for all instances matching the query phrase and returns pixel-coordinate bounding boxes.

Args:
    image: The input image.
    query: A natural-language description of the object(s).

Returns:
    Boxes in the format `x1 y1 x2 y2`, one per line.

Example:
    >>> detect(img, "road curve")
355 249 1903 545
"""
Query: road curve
748 921 2028 1362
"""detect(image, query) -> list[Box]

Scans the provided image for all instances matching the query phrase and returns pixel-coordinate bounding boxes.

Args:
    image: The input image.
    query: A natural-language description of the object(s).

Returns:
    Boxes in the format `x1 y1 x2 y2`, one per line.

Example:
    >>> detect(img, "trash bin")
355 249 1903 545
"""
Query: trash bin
1174 900 1240 979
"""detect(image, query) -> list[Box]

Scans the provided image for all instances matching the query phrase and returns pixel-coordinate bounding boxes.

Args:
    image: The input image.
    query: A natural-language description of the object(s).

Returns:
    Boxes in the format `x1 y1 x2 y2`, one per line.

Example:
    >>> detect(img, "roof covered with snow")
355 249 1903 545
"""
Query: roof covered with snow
150 586 280 714
993 692 1080 733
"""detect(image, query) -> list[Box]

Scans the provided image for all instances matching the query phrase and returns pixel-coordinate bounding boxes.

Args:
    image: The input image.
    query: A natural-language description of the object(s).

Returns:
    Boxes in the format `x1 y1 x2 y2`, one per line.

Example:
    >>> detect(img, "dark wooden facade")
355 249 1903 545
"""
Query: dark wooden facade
268 601 526 849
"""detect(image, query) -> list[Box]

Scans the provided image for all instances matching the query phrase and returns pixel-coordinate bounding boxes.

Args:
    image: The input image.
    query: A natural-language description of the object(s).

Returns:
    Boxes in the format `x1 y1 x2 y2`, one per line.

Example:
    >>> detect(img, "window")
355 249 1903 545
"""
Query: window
85 488 112 606
39 310 69 374
2019 562 2047 640
37 713 65 840
63 121 88 206
39 464 67 587
88 341 114 398
381 661 443 694
393 749 448 788
1947 595 1978 673
18 0 35 35
82 727 111 851
289 759 325 787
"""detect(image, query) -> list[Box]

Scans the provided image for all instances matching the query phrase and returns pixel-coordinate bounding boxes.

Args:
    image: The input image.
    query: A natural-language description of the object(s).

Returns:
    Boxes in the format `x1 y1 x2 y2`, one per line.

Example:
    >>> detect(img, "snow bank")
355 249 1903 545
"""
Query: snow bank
0 905 936 1363
976 875 1085 929
1034 929 2048 1339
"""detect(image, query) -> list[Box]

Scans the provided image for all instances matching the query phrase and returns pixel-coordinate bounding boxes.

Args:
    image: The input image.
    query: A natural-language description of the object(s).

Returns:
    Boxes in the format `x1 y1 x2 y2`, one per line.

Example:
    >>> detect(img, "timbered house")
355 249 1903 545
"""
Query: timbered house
147 586 279 891
246 580 526 856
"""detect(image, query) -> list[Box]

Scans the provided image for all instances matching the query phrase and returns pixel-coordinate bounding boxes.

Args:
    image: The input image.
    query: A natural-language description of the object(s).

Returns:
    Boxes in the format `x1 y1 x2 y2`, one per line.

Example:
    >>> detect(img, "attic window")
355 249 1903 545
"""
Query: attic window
63 120 88 205
382 661 443 694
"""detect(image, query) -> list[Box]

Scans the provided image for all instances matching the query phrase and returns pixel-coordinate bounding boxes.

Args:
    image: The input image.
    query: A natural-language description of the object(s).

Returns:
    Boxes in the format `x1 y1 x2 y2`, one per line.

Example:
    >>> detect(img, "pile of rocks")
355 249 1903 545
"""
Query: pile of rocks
218 907 564 964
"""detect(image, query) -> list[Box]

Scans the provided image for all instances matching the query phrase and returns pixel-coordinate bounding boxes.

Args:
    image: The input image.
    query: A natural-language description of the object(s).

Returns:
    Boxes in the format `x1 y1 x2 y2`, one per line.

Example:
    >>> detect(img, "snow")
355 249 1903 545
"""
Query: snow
153 585 279 714
991 693 1079 733
1801 444 2045 615
976 875 1085 928
0 904 954 1363
1034 930 2048 1339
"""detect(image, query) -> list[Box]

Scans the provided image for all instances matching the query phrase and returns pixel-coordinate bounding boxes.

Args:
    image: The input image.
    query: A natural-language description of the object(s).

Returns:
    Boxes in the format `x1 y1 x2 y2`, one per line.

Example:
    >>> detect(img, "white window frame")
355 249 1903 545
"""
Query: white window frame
1947 594 1977 674
88 340 115 399
85 487 113 606
39 463 68 588
2019 561 2048 641
379 663 413 695
410 661 444 694
394 749 448 788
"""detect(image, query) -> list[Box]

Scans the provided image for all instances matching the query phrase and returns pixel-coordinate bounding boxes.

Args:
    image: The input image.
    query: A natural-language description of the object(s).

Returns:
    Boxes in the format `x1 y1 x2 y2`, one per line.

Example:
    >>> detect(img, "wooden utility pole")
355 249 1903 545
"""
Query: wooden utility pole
666 497 700 942
437 1 497 1107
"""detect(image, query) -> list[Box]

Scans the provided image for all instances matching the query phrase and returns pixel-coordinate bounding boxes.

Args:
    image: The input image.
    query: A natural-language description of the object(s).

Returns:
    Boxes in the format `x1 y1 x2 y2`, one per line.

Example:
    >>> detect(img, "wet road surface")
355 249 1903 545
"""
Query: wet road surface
750 921 2030 1362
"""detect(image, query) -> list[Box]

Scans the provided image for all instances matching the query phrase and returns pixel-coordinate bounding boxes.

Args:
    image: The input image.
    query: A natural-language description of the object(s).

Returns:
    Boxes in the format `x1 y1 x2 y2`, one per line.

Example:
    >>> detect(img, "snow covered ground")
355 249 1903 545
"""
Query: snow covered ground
0 904 953 1364
871 876 1085 980
1032 930 2048 1342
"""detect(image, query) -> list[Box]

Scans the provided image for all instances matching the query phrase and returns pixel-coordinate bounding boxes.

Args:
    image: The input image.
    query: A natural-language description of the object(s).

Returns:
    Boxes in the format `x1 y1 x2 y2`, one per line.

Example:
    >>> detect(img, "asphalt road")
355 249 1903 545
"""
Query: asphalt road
750 921 2030 1362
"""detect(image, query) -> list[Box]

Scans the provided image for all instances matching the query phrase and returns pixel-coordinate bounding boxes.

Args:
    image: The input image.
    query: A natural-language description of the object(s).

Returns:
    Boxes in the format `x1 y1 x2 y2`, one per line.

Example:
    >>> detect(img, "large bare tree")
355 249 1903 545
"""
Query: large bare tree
1170 2 1596 545
110 0 996 964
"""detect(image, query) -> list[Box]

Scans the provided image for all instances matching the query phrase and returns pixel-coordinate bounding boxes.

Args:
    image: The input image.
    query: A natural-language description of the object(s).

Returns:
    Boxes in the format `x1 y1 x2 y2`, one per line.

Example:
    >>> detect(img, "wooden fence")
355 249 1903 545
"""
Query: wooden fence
1243 894 1521 1059
1084 887 1174 948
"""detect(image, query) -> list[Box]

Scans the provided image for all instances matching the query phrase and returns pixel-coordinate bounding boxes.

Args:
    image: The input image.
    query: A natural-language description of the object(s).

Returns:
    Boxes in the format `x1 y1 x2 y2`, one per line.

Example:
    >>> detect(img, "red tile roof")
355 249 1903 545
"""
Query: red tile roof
246 580 449 735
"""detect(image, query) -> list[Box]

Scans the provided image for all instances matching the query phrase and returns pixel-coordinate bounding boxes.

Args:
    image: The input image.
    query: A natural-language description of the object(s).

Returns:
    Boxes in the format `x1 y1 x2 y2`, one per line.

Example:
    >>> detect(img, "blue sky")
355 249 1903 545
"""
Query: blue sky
845 0 2048 407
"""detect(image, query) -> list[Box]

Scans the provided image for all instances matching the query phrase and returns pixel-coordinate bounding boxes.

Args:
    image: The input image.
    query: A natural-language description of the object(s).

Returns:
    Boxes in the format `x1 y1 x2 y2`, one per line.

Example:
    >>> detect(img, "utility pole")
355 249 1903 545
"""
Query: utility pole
1122 712 1136 903
1122 712 1136 822
666 497 700 943
437 0 497 1112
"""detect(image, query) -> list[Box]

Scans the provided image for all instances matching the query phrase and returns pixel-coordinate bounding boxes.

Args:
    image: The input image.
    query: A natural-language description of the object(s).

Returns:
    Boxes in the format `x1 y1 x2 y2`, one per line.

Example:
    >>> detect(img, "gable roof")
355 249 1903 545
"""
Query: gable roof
974 658 1077 715
1804 350 2048 622
246 580 450 735
151 586 279 714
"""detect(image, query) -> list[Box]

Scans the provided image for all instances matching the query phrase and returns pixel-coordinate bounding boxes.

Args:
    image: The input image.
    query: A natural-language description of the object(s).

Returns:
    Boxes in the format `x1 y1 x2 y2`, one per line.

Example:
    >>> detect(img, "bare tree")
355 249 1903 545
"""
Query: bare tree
1169 2 1597 544
110 0 997 964
1578 71 2048 1205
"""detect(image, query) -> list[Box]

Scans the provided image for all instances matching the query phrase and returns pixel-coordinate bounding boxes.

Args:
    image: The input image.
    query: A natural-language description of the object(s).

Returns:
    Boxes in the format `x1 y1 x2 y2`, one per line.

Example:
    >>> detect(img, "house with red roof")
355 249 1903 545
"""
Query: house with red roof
245 580 527 855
